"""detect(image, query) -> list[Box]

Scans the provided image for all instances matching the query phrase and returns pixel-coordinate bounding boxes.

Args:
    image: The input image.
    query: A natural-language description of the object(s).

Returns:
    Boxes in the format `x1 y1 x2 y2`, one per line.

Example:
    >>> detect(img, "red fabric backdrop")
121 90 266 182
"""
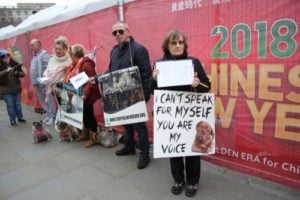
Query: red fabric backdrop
1 0 299 189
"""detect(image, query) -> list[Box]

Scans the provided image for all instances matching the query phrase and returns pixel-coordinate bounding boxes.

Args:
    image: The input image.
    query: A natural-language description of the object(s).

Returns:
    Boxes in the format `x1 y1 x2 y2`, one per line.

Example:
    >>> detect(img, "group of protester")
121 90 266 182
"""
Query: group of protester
0 21 211 197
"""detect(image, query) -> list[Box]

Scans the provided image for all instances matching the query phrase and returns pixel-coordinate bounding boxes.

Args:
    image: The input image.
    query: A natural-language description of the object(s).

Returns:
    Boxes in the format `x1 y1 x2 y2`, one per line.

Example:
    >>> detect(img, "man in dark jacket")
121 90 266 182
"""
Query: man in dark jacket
106 21 152 169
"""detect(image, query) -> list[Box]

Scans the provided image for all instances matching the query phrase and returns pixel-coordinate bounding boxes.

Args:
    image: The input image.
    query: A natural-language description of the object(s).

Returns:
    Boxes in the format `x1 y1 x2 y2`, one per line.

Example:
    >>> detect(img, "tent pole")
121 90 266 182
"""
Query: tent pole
118 0 124 22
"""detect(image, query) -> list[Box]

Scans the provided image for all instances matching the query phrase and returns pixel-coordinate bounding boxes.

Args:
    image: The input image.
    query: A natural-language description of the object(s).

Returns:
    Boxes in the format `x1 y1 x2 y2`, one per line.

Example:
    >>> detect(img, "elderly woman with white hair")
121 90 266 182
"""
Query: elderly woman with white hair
63 44 101 148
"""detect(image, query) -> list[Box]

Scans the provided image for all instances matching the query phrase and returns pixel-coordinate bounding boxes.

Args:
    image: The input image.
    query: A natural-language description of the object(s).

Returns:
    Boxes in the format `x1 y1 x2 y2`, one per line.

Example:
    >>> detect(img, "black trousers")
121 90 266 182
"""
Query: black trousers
83 104 98 132
170 156 201 185
124 122 149 157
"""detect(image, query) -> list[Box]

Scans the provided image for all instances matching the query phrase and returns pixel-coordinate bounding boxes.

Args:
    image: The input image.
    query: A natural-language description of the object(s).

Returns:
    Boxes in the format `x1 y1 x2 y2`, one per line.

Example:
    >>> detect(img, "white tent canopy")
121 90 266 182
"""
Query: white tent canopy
0 0 134 41
0 25 16 34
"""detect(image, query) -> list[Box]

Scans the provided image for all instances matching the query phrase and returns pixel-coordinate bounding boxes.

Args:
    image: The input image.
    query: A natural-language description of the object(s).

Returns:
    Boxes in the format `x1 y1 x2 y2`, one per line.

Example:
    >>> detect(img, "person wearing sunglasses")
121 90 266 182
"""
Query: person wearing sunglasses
0 49 27 126
92 21 152 169
152 29 211 197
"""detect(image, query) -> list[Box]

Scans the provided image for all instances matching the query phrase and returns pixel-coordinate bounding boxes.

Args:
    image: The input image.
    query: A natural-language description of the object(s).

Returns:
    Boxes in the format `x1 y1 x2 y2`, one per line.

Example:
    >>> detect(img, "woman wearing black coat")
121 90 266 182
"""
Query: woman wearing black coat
0 49 26 126
152 29 211 197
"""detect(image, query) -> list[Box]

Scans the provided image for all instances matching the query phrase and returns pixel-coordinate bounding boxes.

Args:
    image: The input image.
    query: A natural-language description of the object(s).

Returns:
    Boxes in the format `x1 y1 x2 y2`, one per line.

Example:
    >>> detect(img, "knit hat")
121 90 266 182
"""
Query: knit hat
0 49 9 57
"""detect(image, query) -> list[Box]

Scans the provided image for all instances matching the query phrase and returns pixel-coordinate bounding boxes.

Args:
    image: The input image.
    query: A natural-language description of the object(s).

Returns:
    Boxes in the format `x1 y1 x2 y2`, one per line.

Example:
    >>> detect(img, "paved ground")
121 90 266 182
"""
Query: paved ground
0 100 299 200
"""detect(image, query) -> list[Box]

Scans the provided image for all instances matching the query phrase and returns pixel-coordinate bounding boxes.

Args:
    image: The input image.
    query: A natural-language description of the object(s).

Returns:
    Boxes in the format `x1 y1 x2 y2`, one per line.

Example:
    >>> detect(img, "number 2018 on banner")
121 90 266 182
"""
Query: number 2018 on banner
211 19 298 58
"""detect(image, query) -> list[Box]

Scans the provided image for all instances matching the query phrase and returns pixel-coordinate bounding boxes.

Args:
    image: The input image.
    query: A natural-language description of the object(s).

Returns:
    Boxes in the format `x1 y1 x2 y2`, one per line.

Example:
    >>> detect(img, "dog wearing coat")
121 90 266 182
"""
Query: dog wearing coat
32 121 52 144
55 121 79 142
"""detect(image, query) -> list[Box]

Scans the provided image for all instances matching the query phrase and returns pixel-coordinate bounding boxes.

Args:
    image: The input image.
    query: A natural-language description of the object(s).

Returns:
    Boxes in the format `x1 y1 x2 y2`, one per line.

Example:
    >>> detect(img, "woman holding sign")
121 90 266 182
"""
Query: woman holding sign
152 29 211 197
63 44 101 148
0 49 27 126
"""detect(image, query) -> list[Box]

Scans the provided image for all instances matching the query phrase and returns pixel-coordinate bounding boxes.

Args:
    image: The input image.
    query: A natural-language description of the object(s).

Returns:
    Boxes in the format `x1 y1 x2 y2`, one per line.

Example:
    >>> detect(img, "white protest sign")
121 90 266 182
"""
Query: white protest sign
69 72 89 89
98 66 148 126
58 85 84 130
155 60 194 87
153 90 215 158
37 77 51 84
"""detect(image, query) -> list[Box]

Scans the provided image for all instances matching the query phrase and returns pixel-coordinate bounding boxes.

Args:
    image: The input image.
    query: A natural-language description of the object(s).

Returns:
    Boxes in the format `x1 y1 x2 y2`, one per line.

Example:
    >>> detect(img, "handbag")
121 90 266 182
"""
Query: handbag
99 127 118 147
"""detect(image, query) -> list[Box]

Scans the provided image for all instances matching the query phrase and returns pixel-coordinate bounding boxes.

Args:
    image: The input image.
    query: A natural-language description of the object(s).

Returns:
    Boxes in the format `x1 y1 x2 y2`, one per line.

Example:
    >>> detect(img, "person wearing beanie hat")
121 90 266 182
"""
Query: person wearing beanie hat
0 49 27 126
0 49 9 57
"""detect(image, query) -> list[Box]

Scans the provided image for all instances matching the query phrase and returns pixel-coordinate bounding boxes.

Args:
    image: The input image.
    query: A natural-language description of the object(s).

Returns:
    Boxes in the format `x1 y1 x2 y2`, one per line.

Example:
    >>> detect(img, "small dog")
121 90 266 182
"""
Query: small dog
32 121 52 144
55 121 78 142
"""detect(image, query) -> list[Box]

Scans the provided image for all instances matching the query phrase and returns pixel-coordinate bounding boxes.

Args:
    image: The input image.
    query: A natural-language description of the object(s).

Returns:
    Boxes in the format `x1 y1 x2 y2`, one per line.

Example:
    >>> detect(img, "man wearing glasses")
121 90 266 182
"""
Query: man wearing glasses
103 21 152 169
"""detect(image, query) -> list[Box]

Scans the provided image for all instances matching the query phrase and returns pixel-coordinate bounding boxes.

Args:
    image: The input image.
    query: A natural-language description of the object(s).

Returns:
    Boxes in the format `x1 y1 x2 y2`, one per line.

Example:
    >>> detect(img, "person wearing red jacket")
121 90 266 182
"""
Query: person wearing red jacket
63 44 101 148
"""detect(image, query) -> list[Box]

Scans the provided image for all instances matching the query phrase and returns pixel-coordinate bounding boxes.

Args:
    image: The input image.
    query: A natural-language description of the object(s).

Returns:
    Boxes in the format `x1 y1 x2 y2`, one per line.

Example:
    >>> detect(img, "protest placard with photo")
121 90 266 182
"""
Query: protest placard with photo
57 83 84 130
97 66 148 126
153 90 215 158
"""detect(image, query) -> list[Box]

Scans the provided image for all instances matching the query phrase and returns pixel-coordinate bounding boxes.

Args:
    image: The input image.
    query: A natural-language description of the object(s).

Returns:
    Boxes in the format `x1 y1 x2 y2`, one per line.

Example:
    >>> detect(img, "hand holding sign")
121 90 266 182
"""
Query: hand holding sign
155 60 194 87
69 72 89 89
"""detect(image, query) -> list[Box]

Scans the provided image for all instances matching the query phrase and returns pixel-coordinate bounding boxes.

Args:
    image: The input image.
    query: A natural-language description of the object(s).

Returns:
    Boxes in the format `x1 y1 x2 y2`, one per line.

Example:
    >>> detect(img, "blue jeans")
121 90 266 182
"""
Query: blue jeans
2 92 24 123
124 122 149 156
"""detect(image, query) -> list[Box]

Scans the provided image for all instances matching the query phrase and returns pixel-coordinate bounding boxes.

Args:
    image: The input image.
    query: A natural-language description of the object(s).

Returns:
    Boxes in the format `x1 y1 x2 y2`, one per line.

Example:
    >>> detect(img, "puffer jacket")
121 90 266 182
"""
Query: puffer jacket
0 59 25 94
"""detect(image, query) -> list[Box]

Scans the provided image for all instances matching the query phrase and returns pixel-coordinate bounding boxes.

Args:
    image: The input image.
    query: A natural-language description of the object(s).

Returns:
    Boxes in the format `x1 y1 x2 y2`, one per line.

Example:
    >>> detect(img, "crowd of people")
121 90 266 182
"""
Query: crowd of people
0 21 211 198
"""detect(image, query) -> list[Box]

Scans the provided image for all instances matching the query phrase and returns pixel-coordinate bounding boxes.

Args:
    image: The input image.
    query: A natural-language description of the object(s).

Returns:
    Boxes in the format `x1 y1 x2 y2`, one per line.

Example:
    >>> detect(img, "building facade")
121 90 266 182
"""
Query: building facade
0 3 54 28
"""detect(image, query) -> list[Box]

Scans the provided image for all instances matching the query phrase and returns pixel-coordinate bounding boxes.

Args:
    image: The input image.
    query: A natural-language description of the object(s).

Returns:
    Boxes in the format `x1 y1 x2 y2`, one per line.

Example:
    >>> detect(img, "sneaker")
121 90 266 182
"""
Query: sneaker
137 155 150 169
171 182 184 195
18 118 26 123
10 121 17 126
185 184 198 197
115 147 136 156
45 118 54 126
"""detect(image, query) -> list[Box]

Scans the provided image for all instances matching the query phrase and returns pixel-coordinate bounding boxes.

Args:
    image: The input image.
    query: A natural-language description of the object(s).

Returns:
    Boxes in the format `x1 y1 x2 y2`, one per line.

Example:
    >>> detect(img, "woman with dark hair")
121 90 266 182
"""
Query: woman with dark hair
0 49 26 126
152 29 211 197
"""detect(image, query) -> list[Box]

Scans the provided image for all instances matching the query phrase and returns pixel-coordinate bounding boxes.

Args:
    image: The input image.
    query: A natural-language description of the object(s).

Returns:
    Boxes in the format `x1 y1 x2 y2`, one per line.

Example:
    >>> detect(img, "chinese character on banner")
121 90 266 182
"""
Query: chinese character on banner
185 0 194 9
171 2 178 12
178 1 185 10
194 0 202 7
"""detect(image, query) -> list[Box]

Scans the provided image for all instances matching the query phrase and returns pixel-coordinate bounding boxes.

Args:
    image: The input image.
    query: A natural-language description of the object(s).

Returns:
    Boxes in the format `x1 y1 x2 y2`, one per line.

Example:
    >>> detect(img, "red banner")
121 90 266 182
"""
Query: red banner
1 0 299 189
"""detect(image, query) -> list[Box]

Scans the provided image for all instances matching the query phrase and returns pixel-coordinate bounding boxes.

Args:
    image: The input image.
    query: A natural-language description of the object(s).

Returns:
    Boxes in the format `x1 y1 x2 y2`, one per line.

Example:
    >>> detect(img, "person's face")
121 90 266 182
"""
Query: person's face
55 44 67 57
112 23 130 44
168 35 185 56
1 54 10 64
30 41 41 54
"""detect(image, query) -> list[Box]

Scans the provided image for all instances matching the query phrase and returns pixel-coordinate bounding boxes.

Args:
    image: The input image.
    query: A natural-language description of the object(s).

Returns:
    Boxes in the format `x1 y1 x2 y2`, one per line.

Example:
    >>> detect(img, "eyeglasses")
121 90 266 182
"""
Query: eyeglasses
112 29 125 36
170 40 185 46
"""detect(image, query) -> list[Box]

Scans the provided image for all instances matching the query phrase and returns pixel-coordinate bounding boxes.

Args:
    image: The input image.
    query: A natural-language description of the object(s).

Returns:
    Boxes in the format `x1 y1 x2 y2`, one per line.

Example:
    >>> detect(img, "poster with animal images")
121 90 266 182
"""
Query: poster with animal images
153 90 215 158
57 83 84 130
97 66 148 127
